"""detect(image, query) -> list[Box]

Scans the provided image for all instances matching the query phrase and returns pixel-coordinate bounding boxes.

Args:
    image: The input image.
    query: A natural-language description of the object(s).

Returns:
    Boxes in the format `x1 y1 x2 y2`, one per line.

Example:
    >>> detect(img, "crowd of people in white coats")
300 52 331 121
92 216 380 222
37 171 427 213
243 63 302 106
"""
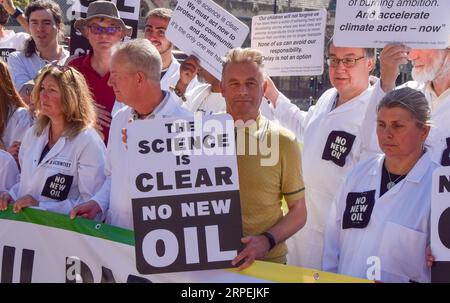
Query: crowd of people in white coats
0 0 449 283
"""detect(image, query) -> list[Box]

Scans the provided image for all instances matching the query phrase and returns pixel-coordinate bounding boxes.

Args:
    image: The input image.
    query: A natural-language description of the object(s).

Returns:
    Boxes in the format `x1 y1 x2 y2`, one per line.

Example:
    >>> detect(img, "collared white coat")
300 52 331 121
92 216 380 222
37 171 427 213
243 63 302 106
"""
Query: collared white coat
0 150 19 192
2 107 33 149
9 125 106 215
91 93 192 229
272 81 381 269
368 81 450 166
323 152 437 283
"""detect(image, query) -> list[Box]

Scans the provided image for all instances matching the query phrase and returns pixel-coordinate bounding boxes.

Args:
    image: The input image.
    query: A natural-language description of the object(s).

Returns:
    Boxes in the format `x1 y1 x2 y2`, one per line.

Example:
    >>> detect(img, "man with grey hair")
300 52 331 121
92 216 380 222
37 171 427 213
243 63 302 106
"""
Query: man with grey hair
378 39 450 165
70 39 191 227
265 40 381 270
221 47 307 270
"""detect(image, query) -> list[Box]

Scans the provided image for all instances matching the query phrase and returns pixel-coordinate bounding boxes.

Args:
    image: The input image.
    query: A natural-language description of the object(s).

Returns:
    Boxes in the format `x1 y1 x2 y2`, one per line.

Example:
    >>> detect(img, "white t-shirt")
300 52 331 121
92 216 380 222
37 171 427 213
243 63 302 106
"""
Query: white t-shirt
0 30 29 62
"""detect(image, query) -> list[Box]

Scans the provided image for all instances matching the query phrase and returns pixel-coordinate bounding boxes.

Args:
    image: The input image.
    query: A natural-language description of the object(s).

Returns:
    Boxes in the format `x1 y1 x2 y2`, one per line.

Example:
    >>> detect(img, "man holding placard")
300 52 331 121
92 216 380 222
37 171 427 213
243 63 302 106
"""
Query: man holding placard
70 39 191 224
221 47 307 270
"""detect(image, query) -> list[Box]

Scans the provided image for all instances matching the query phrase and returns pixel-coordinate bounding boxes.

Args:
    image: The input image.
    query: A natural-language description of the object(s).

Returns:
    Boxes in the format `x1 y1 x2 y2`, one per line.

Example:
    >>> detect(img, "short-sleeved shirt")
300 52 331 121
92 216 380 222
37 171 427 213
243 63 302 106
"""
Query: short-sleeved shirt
69 54 115 143
236 115 305 264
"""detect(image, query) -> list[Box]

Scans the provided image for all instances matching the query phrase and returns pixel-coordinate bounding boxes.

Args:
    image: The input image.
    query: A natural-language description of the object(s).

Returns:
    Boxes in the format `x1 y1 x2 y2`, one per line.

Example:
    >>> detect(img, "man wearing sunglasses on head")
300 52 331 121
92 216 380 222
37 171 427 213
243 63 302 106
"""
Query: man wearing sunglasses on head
264 39 381 271
68 1 132 144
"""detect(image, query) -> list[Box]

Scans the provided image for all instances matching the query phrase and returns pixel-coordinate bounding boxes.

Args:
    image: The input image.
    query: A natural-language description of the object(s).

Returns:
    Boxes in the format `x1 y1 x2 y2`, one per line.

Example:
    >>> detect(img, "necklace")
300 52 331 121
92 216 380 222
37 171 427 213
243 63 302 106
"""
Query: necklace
386 168 406 190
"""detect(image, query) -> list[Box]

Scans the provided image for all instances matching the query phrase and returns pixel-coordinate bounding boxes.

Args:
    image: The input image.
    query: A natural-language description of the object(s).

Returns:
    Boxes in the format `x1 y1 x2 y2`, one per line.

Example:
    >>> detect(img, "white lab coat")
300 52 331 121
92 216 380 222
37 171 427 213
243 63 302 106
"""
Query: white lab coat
2 107 33 149
0 30 29 62
323 152 436 283
0 150 19 192
9 125 106 215
91 93 192 229
273 80 381 269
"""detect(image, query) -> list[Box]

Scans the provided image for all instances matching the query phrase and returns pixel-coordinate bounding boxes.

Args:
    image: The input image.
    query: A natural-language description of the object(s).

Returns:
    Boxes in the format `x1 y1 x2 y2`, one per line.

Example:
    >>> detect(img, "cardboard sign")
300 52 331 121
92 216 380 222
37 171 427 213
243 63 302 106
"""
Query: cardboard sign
334 0 450 49
251 10 327 76
165 0 249 80
431 166 450 282
68 0 140 56
127 114 243 274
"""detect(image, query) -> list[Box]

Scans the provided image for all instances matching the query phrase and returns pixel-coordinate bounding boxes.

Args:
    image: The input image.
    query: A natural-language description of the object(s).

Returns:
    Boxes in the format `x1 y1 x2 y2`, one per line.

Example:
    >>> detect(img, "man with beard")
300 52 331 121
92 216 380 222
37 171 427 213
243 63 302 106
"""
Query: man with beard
0 1 29 62
377 39 450 165
143 8 199 103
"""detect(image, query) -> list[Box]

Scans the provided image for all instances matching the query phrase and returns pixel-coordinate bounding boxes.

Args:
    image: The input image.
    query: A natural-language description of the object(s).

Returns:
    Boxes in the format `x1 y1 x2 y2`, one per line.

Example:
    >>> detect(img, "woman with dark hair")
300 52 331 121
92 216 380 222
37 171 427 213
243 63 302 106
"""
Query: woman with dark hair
0 64 106 216
0 60 32 160
323 87 436 283
7 0 68 91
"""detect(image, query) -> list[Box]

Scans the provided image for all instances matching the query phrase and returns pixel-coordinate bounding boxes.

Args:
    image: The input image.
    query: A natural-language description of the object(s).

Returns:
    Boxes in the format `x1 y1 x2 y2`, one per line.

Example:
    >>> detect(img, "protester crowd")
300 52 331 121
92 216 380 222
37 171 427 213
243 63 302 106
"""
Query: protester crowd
0 0 449 283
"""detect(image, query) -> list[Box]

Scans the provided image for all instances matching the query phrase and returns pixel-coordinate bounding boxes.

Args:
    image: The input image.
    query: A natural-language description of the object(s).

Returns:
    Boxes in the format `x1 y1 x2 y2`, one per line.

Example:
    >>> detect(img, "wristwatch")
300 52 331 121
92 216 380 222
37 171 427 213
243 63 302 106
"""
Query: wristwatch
11 7 23 19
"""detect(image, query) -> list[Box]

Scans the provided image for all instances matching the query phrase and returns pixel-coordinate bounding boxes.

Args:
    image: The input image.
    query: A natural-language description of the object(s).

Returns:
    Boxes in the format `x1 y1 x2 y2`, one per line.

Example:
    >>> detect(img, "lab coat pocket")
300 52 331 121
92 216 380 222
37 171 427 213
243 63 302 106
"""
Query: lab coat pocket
379 222 427 282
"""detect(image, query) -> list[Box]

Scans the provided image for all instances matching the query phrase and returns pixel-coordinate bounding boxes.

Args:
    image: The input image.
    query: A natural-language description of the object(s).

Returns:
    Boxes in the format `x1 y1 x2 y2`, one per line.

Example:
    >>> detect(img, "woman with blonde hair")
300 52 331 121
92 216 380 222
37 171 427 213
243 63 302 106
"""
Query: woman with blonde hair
0 64 107 217
0 59 32 161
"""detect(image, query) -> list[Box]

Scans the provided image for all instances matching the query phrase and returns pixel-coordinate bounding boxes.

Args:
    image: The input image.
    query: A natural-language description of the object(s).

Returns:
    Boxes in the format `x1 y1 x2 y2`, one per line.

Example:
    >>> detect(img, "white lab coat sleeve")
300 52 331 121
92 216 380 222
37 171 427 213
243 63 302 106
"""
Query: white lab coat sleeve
5 109 33 148
90 137 113 216
8 182 20 201
39 134 107 215
7 52 30 91
0 153 19 192
273 93 309 140
322 189 344 273
359 81 385 161
8 127 32 200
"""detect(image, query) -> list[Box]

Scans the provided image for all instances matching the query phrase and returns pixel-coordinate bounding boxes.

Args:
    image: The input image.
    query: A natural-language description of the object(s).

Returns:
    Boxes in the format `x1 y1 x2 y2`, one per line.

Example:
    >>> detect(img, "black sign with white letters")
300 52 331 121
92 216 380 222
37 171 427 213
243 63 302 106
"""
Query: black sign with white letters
41 174 73 201
322 130 356 167
342 190 375 229
0 48 16 62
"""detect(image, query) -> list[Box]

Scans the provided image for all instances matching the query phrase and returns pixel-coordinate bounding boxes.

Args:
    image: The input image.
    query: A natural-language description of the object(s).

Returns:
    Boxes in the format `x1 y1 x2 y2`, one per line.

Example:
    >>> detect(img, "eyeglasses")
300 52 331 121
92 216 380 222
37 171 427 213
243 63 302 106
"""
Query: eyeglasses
87 24 121 35
326 56 366 67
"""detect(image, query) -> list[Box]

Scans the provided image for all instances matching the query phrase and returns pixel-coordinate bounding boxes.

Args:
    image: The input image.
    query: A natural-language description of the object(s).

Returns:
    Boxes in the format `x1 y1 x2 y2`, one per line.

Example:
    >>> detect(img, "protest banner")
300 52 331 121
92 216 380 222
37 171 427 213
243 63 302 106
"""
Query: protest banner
68 0 140 56
431 166 450 282
126 114 243 274
251 10 327 76
334 0 450 49
0 207 371 283
165 0 249 80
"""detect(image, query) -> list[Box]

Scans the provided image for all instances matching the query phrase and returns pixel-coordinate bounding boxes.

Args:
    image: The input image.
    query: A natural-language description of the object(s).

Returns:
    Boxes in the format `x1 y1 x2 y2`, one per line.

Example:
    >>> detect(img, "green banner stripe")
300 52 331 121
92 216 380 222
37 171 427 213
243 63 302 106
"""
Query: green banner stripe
0 206 134 246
